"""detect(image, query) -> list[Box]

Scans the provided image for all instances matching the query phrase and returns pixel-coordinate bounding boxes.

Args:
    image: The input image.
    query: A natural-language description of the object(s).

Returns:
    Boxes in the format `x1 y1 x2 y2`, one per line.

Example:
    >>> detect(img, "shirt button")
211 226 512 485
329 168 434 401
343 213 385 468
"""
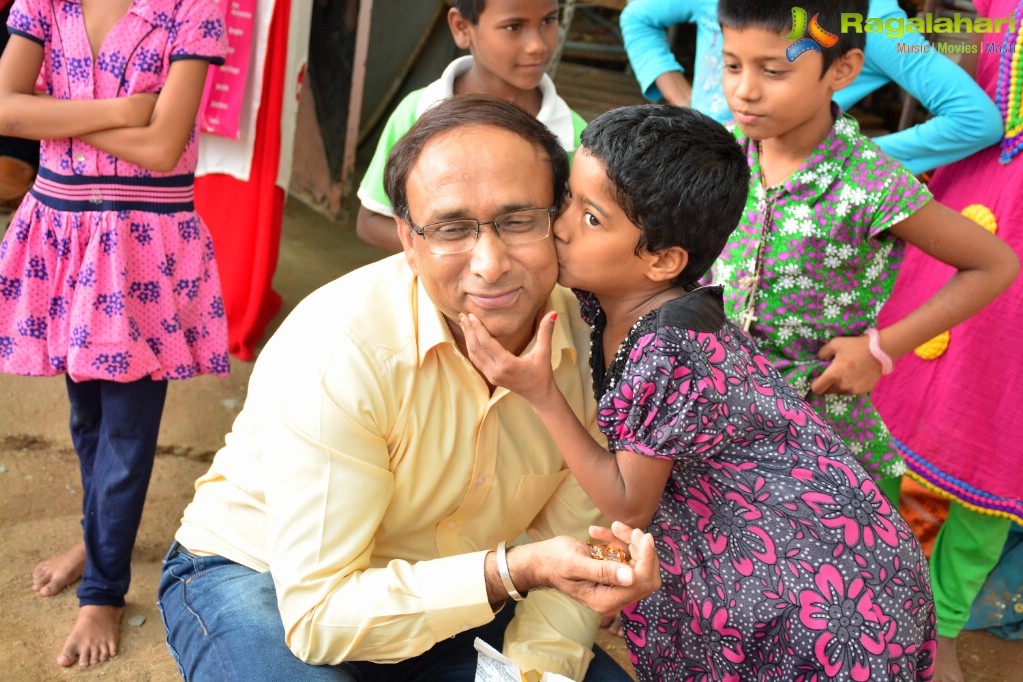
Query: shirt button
447 521 458 529
74 153 86 162
476 476 485 486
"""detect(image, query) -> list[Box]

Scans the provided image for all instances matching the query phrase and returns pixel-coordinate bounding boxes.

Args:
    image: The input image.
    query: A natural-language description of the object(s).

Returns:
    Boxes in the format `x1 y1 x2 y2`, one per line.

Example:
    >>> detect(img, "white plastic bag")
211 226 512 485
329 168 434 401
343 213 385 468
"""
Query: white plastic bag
473 638 574 682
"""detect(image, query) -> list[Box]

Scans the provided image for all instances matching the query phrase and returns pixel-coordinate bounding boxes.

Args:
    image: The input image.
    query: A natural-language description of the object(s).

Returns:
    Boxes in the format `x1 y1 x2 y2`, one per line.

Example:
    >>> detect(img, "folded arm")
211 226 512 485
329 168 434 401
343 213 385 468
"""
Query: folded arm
78 59 213 172
0 35 154 140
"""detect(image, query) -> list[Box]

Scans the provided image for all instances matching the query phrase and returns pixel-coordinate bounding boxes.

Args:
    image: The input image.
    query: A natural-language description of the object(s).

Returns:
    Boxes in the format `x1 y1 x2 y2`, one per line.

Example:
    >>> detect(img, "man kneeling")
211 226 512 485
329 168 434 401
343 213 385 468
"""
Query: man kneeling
157 95 658 681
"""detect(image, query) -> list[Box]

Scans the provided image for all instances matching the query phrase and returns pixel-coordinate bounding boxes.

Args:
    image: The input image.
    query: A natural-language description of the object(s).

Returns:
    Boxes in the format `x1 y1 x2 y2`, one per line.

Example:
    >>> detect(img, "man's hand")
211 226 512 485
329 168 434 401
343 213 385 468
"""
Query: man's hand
460 311 558 404
810 335 882 395
507 522 660 616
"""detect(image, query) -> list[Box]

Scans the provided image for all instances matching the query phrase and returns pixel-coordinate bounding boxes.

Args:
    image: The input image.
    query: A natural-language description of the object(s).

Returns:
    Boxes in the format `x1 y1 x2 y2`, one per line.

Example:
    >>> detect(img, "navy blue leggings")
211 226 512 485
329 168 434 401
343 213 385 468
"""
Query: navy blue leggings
66 375 168 607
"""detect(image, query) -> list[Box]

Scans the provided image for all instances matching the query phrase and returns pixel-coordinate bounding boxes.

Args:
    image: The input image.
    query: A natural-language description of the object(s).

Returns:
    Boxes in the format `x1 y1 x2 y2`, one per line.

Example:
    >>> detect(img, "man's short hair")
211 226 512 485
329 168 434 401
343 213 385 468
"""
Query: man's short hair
718 0 868 75
384 94 570 223
581 104 750 289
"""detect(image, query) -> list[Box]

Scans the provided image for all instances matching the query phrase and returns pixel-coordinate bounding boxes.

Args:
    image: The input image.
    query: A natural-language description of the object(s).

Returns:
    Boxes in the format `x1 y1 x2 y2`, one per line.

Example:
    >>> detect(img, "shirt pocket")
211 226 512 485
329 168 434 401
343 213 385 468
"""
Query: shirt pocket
495 469 571 542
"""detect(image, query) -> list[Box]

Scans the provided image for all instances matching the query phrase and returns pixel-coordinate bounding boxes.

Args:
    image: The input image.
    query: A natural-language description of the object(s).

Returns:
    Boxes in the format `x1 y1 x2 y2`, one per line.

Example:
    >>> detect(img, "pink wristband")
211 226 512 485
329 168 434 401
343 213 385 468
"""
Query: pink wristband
864 328 893 375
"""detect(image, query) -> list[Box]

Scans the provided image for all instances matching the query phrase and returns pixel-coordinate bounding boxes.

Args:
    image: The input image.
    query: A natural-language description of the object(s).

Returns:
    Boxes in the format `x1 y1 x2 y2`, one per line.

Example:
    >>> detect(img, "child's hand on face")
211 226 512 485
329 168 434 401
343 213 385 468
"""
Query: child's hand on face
460 311 558 404
810 335 882 395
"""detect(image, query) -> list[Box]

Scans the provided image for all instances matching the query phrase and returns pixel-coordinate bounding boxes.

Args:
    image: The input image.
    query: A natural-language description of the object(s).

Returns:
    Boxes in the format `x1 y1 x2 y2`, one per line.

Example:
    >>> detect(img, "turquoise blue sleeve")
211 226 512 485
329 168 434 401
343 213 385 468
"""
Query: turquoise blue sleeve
834 0 1002 174
357 91 422 217
620 0 700 100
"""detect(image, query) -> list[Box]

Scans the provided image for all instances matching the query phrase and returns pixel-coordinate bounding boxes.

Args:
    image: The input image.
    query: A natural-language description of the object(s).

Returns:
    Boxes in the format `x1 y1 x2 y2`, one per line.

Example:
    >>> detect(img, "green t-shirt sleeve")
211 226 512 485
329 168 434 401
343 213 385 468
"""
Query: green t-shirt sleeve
357 91 423 217
567 109 588 165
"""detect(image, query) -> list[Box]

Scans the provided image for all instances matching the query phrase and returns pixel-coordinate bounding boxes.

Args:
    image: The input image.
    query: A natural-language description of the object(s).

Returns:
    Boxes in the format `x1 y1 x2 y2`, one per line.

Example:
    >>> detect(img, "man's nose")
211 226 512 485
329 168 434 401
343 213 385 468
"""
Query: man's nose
469 226 512 281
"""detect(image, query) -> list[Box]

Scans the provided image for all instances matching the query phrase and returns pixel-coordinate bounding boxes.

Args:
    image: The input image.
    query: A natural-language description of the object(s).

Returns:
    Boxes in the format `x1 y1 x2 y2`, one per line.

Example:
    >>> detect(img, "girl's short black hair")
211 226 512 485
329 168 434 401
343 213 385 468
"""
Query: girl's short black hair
580 104 750 289
450 0 485 24
384 95 569 223
718 0 868 75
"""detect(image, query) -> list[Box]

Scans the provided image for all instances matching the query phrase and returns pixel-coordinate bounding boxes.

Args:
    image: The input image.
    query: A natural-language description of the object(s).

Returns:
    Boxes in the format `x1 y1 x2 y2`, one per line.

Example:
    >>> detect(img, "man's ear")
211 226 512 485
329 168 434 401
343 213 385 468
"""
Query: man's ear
447 7 473 50
396 219 419 274
828 48 864 92
643 245 689 283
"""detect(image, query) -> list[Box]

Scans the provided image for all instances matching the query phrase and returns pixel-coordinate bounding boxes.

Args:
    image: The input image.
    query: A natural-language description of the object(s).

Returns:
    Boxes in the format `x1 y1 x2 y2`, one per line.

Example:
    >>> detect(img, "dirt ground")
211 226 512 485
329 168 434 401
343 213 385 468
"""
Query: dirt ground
0 199 1019 681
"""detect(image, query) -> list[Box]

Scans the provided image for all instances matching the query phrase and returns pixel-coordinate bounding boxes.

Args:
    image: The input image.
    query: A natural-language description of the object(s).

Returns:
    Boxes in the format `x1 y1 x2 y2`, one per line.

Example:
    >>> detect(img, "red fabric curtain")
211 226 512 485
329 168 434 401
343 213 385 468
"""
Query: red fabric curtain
195 0 291 361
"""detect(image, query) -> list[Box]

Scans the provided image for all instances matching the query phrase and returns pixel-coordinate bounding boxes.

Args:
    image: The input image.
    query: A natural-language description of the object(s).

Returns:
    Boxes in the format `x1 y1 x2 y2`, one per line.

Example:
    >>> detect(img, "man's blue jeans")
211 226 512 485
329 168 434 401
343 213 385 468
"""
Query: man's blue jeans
158 544 633 681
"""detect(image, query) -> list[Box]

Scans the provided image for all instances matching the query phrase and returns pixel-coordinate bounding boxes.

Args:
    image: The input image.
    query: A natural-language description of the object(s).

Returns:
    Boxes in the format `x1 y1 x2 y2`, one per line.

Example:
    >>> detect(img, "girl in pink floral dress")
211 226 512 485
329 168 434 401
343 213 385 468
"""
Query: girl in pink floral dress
0 0 227 668
463 104 938 681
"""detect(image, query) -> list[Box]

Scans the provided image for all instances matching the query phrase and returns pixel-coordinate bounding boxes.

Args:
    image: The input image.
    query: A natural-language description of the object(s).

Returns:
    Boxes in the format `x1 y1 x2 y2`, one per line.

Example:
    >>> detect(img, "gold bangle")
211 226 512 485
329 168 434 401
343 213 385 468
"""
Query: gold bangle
496 541 525 601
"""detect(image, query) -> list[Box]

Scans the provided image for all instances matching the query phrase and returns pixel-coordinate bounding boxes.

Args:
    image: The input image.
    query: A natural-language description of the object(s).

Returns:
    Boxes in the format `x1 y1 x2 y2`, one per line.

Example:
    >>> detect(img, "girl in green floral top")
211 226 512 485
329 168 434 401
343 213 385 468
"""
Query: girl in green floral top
710 0 1019 501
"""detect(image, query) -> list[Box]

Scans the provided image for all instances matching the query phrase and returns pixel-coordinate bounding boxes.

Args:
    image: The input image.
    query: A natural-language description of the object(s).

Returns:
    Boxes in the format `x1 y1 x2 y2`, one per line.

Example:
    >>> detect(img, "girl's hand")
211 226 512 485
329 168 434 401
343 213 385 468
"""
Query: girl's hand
460 310 558 404
123 93 159 127
810 335 882 395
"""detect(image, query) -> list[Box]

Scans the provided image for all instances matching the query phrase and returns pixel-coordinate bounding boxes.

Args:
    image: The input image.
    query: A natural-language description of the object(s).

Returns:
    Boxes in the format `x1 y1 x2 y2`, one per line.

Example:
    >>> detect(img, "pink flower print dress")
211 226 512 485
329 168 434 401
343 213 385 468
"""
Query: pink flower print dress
577 287 936 681
0 0 229 381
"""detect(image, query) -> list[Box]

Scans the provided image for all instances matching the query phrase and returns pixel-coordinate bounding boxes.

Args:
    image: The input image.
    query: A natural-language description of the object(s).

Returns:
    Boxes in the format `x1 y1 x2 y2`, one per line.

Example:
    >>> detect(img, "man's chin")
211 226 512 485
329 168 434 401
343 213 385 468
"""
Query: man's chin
470 309 538 351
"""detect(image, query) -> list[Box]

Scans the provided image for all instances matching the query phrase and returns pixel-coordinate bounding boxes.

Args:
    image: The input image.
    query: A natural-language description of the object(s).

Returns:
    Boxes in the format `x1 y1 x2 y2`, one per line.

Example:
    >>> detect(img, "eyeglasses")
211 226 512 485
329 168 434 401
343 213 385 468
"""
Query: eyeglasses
408 207 555 255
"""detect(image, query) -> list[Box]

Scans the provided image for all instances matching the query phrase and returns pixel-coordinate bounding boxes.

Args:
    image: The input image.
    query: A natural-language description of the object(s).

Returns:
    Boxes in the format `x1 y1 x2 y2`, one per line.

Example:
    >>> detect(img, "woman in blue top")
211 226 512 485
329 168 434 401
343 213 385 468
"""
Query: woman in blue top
620 0 1002 174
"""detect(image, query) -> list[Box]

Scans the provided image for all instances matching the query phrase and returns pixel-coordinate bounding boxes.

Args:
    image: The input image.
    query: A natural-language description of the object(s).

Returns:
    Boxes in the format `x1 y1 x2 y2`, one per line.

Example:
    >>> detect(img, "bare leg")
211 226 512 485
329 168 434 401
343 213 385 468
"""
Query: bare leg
933 636 964 682
56 604 123 668
31 541 86 597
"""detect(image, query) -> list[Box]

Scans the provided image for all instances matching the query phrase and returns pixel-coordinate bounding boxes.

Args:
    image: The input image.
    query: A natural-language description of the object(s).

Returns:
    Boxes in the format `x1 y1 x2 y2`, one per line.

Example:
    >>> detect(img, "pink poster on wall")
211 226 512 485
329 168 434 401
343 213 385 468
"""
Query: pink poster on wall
199 0 257 140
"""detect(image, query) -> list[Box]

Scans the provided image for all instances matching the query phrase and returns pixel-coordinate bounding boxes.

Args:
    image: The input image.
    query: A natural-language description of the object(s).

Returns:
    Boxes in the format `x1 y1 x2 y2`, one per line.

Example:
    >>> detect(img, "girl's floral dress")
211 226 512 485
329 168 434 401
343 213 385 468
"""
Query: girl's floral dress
0 0 229 382
579 287 936 681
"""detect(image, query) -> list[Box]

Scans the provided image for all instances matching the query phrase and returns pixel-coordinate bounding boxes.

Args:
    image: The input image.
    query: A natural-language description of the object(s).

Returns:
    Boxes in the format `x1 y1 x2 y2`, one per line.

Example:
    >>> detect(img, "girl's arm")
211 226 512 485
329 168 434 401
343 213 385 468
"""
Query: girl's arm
462 312 672 528
811 200 1019 395
78 59 211 173
881 200 1019 357
835 0 1000 174
0 35 155 140
620 0 699 105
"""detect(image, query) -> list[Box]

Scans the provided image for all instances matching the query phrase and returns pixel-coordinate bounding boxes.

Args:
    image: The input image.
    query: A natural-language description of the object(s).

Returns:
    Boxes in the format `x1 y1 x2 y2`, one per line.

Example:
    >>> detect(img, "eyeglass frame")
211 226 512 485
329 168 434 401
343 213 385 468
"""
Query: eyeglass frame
406 206 557 255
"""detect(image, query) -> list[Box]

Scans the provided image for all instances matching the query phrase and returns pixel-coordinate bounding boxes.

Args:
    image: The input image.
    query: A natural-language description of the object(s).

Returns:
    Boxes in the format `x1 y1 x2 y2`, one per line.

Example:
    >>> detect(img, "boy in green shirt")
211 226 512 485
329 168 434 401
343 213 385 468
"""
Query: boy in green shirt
356 0 587 252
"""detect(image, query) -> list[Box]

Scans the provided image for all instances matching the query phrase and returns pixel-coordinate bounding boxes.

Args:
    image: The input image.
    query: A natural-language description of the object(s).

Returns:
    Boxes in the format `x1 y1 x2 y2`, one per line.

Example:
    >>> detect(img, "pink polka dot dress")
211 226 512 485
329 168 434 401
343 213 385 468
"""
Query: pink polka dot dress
0 0 229 382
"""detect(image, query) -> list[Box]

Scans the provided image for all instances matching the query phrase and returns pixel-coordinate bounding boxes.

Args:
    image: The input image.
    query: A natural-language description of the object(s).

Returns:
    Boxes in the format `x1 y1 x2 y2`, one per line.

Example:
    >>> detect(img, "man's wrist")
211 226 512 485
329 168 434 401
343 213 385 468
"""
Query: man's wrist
496 541 525 601
485 542 544 605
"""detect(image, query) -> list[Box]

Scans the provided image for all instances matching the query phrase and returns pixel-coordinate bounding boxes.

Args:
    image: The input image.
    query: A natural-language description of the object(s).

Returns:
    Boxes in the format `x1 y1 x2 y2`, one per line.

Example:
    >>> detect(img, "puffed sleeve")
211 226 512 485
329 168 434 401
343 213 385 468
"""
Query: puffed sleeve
169 0 228 65
7 0 47 45
604 327 734 460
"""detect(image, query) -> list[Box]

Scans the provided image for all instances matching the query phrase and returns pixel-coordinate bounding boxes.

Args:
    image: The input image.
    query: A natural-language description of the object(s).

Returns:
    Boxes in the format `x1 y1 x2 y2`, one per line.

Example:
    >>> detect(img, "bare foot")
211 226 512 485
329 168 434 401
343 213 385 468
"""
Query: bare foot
934 635 964 682
56 605 124 668
599 611 625 639
31 541 86 597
